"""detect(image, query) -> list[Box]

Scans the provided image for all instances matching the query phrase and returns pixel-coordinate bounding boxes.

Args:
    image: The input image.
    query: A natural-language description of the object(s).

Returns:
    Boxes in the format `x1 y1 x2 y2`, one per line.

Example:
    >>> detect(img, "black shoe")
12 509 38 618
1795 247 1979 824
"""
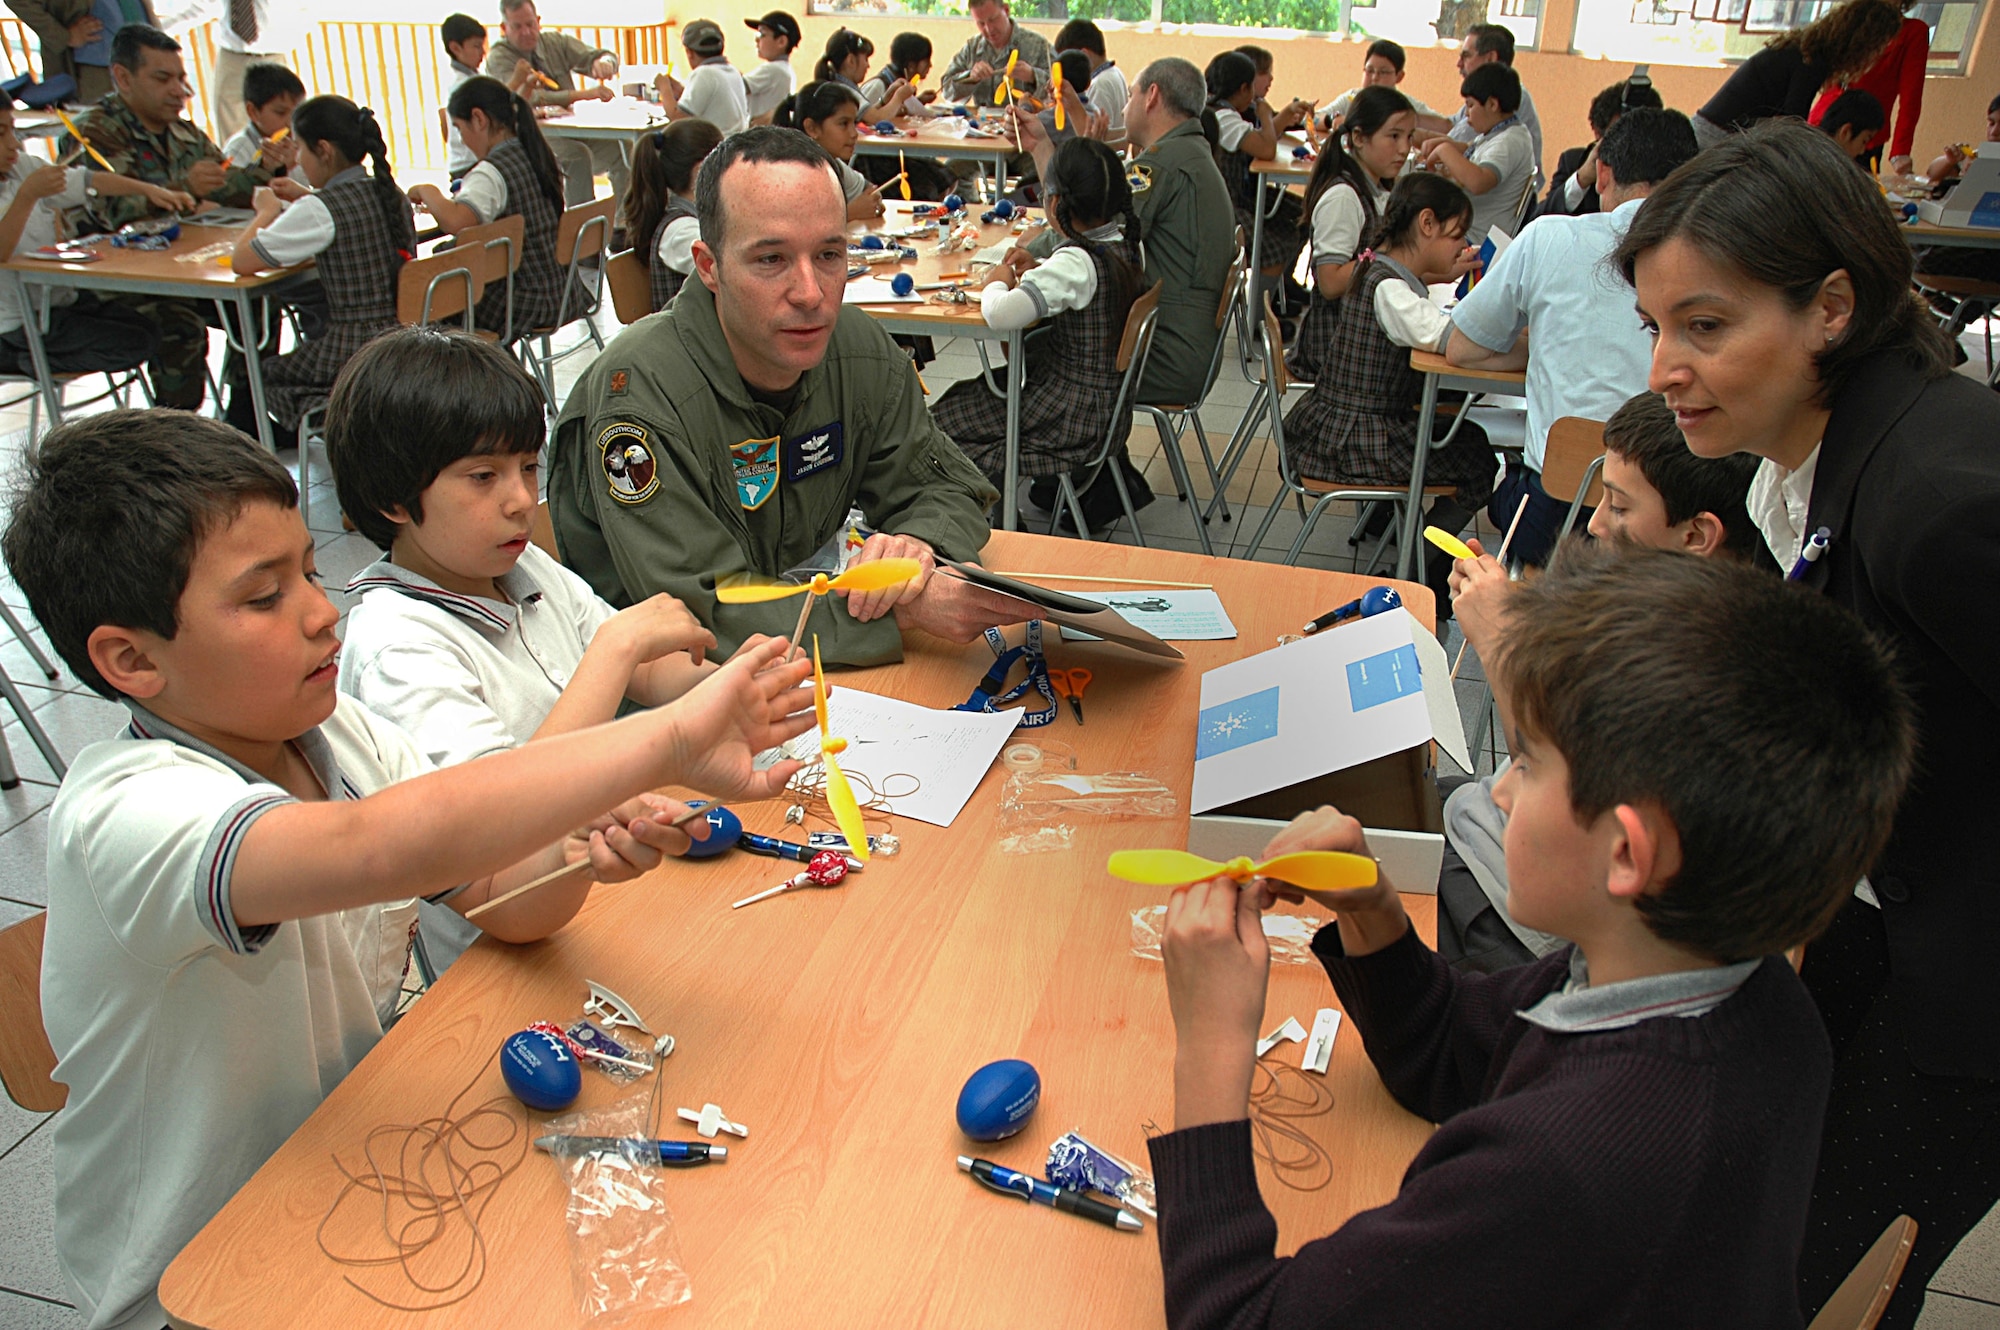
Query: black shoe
1052 454 1156 535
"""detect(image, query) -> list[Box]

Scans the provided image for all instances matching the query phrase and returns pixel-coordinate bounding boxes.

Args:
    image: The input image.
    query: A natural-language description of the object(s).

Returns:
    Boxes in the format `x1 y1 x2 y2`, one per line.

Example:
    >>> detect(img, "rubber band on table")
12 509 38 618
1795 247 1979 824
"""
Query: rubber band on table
1247 1056 1335 1191
315 1047 529 1310
783 762 920 837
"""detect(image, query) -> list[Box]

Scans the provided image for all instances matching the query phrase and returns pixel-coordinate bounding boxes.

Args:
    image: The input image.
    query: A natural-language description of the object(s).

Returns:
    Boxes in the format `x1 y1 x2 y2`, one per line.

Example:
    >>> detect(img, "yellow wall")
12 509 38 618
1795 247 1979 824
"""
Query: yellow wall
692 0 2000 165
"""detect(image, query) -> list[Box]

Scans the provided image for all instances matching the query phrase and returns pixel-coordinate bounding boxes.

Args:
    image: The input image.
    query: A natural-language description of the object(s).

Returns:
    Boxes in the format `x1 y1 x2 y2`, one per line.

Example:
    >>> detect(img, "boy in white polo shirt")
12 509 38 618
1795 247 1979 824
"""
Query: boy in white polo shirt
3 408 816 1330
328 327 717 973
1421 62 1533 246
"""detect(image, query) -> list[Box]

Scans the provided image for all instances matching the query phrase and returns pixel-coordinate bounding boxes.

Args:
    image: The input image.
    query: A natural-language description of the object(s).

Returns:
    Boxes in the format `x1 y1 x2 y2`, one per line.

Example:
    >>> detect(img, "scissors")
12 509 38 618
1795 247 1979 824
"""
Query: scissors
1048 667 1092 725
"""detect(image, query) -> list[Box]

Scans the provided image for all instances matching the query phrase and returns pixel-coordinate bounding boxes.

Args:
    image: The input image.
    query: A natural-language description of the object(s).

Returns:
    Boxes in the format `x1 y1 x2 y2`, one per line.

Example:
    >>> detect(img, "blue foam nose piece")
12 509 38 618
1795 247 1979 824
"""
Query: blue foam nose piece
943 193 965 212
875 120 896 134
993 199 1015 219
891 272 915 296
859 233 885 250
679 801 743 859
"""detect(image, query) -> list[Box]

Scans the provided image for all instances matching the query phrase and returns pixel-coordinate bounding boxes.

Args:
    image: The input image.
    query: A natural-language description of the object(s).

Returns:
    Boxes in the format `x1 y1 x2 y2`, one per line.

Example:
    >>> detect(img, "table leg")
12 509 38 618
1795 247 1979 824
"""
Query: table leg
230 292 276 453
1398 371 1440 582
1001 327 1021 531
995 148 1008 202
17 282 61 431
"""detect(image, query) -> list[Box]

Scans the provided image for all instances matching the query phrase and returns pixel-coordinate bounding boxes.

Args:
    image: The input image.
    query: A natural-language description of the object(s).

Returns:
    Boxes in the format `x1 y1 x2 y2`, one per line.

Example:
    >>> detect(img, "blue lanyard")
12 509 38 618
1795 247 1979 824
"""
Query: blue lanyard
954 620 1059 729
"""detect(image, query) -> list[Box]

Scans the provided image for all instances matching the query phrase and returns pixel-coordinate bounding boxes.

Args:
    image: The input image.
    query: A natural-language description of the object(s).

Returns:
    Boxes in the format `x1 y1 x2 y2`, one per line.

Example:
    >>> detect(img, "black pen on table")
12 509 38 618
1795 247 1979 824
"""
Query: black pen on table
957 1155 1144 1232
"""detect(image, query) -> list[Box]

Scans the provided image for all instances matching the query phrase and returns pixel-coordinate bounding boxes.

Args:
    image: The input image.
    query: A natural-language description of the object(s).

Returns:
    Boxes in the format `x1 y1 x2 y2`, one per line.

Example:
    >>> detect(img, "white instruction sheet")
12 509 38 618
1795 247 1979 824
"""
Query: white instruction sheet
792 687 1019 828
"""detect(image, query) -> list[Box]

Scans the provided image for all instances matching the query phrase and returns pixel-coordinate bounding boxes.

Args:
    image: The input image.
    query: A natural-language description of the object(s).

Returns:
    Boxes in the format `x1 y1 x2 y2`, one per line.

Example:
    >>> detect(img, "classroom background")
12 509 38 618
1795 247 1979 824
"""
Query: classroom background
0 0 1992 1324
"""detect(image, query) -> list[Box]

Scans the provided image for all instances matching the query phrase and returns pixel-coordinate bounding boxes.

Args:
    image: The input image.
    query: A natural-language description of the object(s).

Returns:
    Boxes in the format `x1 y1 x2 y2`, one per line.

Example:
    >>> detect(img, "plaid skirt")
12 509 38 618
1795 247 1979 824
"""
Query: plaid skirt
1240 191 1305 276
1281 385 1497 507
931 353 1131 485
262 315 398 432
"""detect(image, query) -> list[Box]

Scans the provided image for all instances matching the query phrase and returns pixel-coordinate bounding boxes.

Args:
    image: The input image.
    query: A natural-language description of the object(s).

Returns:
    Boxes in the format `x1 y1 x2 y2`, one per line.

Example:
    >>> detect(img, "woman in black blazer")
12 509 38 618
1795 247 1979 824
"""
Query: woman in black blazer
1616 121 2000 1330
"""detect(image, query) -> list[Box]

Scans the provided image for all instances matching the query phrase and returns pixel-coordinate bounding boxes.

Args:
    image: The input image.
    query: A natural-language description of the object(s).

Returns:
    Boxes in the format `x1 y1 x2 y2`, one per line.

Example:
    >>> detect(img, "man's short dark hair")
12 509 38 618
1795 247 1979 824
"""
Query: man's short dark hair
2 411 295 699
1497 542 1914 962
499 0 533 17
1587 77 1662 137
1460 62 1520 115
1053 19 1104 57
441 13 485 49
694 125 842 257
111 23 178 73
1365 38 1406 73
1821 88 1887 143
1466 22 1515 64
1134 57 1204 121
324 327 545 551
242 62 306 109
1597 106 1697 190
1601 392 1763 561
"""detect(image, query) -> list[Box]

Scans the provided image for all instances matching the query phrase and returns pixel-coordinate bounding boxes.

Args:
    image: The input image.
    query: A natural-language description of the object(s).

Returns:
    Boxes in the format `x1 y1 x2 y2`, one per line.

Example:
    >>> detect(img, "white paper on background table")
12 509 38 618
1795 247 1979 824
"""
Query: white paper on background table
784 687 1018 827
1058 589 1236 642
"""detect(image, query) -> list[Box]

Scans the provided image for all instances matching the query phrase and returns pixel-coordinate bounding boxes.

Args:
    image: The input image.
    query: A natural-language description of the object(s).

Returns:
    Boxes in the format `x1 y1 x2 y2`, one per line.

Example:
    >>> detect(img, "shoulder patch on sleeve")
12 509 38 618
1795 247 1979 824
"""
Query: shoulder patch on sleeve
1128 163 1153 194
598 422 660 505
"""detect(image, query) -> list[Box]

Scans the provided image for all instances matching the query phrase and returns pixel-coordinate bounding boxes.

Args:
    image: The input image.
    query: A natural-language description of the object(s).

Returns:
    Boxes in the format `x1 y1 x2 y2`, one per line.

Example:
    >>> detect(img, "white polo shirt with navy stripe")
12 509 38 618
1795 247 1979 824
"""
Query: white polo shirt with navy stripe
44 697 437 1330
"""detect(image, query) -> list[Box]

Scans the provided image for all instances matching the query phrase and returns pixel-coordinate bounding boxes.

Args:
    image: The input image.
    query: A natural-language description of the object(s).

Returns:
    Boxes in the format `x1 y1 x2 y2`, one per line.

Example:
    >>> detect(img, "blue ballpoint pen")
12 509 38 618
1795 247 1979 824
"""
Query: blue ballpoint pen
958 1155 1144 1232
534 1134 727 1165
739 831 865 873
1787 526 1831 582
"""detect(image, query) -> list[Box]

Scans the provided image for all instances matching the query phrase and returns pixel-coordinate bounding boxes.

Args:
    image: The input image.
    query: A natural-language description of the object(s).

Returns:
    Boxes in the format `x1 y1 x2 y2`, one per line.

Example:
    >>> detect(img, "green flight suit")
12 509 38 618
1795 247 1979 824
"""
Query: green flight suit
549 279 998 667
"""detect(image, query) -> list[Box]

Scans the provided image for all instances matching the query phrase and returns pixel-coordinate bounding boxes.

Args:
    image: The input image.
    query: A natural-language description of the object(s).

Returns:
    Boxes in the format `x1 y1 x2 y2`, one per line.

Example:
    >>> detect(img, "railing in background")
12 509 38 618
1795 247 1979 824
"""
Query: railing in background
0 18 673 174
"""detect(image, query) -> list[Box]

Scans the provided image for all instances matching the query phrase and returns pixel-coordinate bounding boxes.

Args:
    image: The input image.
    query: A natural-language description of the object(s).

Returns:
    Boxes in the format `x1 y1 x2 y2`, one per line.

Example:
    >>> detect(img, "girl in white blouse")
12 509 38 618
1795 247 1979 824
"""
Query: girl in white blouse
776 80 884 221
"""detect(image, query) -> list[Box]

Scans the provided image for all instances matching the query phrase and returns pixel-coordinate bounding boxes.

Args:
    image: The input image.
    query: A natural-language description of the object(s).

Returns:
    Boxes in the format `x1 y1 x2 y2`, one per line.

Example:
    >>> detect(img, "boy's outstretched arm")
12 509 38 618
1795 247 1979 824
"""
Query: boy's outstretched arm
229 636 814 936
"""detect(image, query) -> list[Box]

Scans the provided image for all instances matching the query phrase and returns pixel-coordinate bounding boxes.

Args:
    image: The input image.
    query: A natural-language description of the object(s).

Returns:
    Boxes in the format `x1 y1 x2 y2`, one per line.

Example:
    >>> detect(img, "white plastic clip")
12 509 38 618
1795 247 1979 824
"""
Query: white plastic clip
583 981 651 1035
677 1102 748 1139
1256 1016 1308 1058
1302 1008 1342 1075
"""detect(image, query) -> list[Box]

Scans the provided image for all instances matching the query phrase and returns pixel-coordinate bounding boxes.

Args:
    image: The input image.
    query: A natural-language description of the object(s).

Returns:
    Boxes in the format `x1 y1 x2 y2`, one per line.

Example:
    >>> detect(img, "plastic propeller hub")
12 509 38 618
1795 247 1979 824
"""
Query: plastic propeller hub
824 736 847 756
1223 857 1257 881
810 573 831 594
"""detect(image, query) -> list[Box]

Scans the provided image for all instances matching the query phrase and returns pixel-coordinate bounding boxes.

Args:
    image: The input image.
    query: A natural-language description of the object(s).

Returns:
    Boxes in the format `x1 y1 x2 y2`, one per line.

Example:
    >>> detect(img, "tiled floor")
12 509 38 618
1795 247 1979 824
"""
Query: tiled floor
0 297 1992 1330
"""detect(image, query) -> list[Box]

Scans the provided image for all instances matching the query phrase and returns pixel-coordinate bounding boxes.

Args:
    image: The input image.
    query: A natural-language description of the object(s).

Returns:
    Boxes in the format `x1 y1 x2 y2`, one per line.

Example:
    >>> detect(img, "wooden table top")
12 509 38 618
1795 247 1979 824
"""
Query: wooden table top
855 114 1016 158
1902 217 2000 249
159 532 1438 1330
540 98 667 138
843 201 1036 333
1411 347 1528 387
1 220 304 292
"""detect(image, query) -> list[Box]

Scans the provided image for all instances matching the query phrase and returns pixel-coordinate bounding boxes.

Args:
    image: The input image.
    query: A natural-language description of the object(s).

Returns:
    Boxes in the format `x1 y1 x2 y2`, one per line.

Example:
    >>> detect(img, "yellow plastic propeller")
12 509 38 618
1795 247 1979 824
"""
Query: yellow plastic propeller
813 636 869 864
995 50 1018 106
899 148 912 200
714 558 923 603
1050 60 1065 131
1423 526 1475 561
1106 848 1377 892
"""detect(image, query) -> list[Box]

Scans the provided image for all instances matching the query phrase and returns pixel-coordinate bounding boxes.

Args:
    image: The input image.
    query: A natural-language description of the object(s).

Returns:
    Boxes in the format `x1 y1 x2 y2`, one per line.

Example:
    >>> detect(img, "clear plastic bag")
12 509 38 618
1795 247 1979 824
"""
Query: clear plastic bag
545 1091 693 1320
997 740 1177 854
1130 904 1324 964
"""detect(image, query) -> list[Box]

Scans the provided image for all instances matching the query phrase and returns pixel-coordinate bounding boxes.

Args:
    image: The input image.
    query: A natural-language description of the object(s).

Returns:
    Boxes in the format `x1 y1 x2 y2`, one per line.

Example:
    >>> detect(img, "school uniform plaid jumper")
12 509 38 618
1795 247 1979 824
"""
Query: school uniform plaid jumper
477 137 580 338
1280 257 1495 504
931 240 1136 484
1286 287 1341 382
1217 141 1304 282
647 195 697 312
260 172 410 431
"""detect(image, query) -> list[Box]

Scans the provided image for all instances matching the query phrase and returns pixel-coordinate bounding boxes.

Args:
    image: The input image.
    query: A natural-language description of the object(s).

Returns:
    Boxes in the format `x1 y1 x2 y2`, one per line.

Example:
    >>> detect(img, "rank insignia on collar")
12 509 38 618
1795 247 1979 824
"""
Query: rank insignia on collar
599 423 659 505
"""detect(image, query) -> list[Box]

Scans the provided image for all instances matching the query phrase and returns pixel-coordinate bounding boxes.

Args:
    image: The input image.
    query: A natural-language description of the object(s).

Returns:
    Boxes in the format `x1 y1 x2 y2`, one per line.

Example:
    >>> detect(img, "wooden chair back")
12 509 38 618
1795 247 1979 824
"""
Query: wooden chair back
1114 282 1164 374
1215 256 1244 331
0 912 64 1112
456 214 524 281
607 250 653 325
1260 291 1290 394
1807 1215 1917 1330
1541 416 1606 511
557 196 618 267
396 250 485 329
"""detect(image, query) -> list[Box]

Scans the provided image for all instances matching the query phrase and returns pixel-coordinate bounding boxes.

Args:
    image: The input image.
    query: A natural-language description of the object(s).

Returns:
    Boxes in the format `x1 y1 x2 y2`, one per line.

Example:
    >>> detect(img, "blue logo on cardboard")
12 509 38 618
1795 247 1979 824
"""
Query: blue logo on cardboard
1196 686 1281 760
1346 645 1423 712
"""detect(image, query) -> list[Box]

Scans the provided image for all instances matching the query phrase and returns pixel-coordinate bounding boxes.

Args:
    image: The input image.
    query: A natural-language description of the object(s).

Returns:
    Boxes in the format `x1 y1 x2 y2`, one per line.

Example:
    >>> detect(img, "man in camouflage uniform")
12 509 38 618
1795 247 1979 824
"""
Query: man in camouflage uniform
64 25 275 411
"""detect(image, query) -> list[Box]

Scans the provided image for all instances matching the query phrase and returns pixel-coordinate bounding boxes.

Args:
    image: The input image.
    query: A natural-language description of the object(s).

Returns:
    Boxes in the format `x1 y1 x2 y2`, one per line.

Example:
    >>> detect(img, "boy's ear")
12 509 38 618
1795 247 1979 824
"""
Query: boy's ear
87 625 165 700
1679 511 1728 557
382 503 414 532
1606 802 1682 903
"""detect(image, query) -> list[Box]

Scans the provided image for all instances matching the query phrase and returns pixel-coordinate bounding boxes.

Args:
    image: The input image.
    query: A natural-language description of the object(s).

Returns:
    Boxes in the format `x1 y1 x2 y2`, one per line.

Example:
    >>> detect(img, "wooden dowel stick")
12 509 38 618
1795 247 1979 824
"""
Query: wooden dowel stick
463 801 716 920
786 590 818 663
992 571 1213 590
1449 495 1530 683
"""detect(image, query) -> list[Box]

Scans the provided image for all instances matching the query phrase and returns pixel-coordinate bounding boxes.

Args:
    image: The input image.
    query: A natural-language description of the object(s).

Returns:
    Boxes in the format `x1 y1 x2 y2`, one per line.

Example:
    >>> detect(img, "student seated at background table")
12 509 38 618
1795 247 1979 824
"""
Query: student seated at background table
1151 541 1915 1330
1320 39 1446 135
1436 391 1772 973
1442 23 1543 190
931 137 1144 504
3 406 818 1330
220 60 303 176
774 80 884 221
743 9 800 126
440 13 495 180
1420 61 1533 247
654 19 749 137
1691 0 1900 150
65 23 272 412
1448 106 1699 569
1018 51 1102 152
231 97 415 440
1820 88 1887 161
328 329 717 975
1054 19 1126 137
1286 85 1416 382
1204 50 1309 318
549 126 1025 667
1280 173 1488 604
1922 91 2000 181
1809 2 1930 175
0 101 184 380
1533 75 1661 222
623 118 722 312
409 75 580 341
817 27 894 124
855 34 957 201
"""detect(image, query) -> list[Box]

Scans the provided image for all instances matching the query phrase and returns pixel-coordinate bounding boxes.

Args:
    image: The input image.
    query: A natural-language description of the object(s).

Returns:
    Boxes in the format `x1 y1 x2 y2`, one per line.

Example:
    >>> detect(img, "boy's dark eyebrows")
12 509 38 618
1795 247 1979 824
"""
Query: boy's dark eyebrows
223 537 314 589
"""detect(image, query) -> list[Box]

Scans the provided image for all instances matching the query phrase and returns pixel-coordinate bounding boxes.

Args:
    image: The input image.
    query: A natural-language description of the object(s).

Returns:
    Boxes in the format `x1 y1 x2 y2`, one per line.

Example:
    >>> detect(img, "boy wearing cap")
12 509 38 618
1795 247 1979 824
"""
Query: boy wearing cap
658 19 750 135
744 10 799 125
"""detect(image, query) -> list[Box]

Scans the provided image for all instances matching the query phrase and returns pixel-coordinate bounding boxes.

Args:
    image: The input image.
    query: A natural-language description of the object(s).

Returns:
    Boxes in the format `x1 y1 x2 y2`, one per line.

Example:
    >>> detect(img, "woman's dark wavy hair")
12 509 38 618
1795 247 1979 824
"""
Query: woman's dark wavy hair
1613 120 1952 403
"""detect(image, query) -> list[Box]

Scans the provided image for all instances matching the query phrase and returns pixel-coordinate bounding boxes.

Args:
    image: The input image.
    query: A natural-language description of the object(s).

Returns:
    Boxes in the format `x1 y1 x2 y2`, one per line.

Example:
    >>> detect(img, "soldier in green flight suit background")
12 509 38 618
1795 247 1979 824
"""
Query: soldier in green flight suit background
551 125 1035 668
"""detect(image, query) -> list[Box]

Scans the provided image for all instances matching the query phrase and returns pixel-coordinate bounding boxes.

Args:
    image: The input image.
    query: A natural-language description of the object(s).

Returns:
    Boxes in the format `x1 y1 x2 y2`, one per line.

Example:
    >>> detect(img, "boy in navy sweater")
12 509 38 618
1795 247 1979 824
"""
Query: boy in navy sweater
1151 543 1914 1330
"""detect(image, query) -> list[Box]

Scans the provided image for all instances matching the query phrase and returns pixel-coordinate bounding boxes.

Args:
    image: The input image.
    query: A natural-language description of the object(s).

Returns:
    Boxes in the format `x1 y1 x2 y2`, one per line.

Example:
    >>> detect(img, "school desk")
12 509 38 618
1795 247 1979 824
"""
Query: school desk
852 114 1019 199
1 221 306 451
159 531 1439 1330
1405 349 1529 581
1247 147 1313 296
1902 218 2000 250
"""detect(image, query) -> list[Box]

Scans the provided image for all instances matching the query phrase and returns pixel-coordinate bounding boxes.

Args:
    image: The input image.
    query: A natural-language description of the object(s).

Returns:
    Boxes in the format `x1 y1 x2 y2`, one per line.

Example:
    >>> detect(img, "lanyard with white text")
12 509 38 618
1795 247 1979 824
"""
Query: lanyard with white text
954 620 1058 729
